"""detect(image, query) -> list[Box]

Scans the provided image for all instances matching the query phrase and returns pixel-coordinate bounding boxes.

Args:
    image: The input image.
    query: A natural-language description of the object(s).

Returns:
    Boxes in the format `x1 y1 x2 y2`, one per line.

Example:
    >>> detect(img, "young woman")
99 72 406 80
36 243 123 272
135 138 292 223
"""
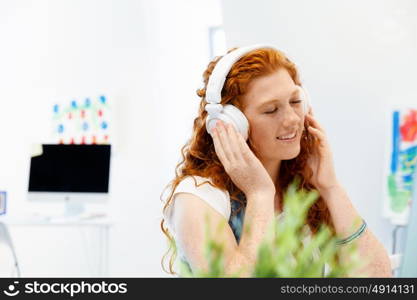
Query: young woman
161 45 391 277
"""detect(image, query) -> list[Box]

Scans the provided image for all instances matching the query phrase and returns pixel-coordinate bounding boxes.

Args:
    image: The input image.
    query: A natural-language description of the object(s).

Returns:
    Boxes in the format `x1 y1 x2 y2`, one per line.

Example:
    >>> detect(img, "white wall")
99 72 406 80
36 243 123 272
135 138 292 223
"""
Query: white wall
4 0 408 277
221 0 417 253
0 0 222 277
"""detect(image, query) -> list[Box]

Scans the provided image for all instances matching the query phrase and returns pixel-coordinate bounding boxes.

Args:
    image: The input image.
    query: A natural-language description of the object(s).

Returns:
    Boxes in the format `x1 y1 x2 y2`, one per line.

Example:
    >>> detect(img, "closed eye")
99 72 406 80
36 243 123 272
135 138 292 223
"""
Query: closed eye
264 100 303 114
264 107 277 114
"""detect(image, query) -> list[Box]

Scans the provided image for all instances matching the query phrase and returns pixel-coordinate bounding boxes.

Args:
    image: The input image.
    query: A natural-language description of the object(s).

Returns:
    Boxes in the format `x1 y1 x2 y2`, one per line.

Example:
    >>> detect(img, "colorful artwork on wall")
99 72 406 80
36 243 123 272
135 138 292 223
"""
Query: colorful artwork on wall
52 95 110 145
384 108 417 225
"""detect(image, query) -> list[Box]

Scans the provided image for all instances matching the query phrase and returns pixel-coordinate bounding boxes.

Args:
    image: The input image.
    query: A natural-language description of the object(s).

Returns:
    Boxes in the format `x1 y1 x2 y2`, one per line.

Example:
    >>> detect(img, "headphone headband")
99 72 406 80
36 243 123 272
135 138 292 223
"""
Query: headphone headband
205 44 277 104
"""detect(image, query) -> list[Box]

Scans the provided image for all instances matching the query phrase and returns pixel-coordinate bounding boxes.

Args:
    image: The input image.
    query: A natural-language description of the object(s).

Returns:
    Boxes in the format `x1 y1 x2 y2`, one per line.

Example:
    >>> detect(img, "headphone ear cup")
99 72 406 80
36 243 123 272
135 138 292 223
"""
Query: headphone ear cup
206 112 233 136
303 98 308 114
222 104 249 140
300 86 311 115
205 104 249 140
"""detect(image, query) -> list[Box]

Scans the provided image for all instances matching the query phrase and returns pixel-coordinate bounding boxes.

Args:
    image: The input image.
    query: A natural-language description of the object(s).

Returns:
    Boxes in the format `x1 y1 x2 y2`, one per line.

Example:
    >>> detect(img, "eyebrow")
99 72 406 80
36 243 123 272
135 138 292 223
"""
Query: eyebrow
257 88 300 108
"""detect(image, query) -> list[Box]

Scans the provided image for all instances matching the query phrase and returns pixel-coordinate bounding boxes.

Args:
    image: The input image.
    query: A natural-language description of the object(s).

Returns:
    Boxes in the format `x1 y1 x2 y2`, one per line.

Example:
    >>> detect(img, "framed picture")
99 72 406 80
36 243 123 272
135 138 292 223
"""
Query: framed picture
0 191 6 215
383 108 417 225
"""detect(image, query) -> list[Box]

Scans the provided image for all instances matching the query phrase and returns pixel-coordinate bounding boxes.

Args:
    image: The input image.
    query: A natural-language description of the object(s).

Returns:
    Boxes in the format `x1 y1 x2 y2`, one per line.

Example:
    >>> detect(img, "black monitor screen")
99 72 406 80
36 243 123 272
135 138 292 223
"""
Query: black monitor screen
28 144 111 193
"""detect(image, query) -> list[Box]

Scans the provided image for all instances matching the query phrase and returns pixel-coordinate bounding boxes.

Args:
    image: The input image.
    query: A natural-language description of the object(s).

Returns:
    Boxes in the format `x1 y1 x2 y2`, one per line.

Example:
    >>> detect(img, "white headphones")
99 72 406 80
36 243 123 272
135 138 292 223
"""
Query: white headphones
205 44 310 141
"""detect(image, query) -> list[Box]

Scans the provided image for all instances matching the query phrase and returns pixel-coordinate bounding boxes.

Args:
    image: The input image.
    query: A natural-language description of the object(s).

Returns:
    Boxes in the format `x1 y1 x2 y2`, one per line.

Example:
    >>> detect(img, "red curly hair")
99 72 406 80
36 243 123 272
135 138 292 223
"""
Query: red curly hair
160 47 335 274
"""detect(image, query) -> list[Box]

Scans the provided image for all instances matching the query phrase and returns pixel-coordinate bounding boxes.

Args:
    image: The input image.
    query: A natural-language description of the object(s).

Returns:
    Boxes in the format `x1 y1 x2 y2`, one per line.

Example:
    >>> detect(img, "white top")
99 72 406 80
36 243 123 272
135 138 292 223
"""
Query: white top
163 175 231 237
162 175 287 238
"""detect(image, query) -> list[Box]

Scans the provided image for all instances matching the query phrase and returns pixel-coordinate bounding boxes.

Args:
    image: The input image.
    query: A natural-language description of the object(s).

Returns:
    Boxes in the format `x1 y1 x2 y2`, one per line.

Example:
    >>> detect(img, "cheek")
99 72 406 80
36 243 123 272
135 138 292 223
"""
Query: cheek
252 130 270 146
250 118 271 134
249 121 276 145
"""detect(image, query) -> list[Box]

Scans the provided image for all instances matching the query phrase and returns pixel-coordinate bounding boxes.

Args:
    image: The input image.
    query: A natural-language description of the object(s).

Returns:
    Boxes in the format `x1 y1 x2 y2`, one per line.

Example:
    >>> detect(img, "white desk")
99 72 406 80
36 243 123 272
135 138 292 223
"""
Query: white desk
0 215 112 277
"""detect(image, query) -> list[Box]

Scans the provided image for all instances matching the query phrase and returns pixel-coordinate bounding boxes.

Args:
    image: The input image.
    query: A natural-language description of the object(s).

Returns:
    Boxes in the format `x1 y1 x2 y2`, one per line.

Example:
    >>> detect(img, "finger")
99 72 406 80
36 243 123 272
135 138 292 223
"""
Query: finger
224 122 242 161
306 114 325 132
230 124 247 152
216 121 235 162
307 128 327 158
307 126 327 147
211 127 229 164
228 122 255 162
231 125 257 161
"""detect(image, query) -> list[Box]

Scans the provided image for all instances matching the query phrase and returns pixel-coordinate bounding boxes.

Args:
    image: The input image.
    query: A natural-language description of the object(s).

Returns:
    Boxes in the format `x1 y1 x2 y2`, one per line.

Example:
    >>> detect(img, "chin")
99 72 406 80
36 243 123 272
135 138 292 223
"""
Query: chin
259 140 302 161
280 145 301 160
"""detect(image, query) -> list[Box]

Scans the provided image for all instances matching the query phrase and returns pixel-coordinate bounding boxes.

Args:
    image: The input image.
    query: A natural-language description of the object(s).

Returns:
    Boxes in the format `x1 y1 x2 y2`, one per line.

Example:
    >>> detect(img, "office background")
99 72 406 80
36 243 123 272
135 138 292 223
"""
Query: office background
0 0 416 277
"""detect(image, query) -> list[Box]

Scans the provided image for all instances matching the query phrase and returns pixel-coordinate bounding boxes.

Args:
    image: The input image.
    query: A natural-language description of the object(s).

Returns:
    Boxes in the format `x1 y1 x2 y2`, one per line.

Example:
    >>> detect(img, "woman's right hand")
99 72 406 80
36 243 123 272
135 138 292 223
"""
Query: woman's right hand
211 120 275 198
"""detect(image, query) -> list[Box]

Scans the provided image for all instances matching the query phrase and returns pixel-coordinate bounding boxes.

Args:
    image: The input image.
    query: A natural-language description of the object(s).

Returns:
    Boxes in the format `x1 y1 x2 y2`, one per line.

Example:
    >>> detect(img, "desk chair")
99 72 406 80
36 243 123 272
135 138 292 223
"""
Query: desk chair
0 222 21 277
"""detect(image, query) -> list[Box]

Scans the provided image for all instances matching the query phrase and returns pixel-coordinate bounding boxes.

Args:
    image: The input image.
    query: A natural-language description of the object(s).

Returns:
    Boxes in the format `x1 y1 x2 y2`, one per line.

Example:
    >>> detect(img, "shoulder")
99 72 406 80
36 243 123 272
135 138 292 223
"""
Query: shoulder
173 175 231 220
163 175 231 230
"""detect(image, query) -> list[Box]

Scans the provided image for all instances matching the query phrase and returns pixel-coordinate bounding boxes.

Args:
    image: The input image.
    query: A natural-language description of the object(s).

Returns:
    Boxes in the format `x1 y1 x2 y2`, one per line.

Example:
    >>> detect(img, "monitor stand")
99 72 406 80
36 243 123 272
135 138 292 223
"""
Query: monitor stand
63 198 85 217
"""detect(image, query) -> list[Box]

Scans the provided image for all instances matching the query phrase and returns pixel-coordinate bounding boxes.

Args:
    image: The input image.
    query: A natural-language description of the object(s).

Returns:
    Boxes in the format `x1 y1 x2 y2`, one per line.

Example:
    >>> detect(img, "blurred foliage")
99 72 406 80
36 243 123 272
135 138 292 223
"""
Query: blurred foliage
179 178 366 277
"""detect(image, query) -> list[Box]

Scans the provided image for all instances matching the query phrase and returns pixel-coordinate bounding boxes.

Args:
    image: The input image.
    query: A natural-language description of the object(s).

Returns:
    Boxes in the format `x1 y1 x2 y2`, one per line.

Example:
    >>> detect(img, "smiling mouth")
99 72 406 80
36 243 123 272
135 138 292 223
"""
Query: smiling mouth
276 131 297 141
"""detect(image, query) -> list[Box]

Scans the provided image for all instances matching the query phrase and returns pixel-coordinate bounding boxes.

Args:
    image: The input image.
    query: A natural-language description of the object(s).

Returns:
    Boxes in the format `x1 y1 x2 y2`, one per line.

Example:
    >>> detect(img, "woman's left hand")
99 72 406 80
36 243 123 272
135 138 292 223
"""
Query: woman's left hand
305 108 340 193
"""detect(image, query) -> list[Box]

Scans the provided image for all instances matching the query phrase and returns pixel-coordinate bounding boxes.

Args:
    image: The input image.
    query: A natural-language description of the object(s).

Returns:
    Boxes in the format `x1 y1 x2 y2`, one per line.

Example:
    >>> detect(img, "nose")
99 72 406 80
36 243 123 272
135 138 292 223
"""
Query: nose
281 105 301 129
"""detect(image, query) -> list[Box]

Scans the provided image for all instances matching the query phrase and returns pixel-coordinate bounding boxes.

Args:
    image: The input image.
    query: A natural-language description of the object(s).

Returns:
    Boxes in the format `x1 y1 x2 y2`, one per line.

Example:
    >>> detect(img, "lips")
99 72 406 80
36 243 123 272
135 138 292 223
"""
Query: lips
277 131 297 140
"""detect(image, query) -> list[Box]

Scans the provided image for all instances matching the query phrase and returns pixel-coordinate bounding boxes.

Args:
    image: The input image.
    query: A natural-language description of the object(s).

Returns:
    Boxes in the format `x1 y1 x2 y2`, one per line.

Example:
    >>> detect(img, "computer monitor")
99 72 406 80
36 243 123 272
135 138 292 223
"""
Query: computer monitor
27 144 111 216
398 161 417 277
